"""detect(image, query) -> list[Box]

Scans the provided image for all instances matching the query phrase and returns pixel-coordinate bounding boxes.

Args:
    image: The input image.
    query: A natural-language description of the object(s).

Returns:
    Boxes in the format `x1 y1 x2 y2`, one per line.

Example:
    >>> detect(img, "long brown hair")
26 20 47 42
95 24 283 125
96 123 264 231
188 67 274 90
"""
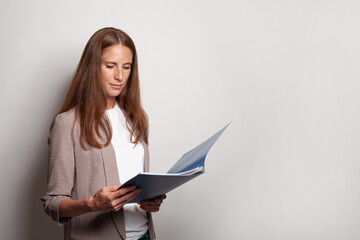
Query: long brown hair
52 27 148 149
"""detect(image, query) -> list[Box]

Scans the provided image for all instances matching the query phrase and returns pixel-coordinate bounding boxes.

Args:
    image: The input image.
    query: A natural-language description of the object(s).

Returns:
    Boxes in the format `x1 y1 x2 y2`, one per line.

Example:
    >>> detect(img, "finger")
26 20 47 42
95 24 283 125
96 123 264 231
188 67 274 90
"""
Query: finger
149 194 166 201
113 188 142 208
159 194 167 200
111 184 122 191
113 192 140 211
101 185 115 192
112 185 138 199
154 194 166 200
100 184 122 194
139 205 160 212
140 199 158 205
140 198 163 206
140 194 166 204
139 199 163 207
138 200 162 207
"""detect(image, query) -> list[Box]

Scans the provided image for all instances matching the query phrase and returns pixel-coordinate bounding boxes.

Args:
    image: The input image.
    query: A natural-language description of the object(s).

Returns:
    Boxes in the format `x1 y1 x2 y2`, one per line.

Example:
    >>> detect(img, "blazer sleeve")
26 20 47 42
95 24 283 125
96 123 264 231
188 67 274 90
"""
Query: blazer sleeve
41 113 75 226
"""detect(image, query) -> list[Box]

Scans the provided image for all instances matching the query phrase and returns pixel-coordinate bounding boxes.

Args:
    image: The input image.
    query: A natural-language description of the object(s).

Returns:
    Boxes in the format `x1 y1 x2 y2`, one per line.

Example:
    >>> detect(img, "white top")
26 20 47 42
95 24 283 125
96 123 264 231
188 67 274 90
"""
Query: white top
106 104 148 240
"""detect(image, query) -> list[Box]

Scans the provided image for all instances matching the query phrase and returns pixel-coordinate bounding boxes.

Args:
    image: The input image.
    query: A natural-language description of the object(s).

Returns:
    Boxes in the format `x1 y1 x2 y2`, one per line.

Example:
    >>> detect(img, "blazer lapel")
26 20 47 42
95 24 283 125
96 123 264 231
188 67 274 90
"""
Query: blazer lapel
101 107 151 240
100 143 119 186
141 140 150 172
100 143 126 240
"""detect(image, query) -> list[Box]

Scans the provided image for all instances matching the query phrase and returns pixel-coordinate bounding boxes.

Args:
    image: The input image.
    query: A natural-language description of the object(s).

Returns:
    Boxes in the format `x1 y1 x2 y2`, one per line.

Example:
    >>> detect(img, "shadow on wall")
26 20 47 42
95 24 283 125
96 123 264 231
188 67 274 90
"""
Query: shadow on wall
22 74 72 240
25 143 63 240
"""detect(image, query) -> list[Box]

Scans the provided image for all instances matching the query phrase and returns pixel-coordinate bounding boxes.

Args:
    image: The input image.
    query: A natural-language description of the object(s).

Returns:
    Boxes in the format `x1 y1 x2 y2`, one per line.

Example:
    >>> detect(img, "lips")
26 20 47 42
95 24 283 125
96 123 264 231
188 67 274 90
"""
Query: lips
110 84 122 90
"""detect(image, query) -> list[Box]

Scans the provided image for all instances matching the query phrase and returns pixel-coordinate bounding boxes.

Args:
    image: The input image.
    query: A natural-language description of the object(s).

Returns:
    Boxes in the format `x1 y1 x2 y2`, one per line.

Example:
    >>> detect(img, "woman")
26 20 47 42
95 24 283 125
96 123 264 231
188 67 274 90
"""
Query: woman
41 27 166 240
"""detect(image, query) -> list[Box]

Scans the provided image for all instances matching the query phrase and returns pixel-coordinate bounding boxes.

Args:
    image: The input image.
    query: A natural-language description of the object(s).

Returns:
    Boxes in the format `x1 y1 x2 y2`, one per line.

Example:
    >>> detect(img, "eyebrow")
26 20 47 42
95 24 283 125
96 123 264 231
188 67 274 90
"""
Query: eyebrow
103 61 132 65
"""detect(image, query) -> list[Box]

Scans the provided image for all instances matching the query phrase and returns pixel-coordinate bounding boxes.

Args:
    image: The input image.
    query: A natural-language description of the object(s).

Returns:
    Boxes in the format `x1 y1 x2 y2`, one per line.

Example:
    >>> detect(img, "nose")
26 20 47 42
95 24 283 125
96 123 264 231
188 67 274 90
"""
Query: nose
114 67 123 81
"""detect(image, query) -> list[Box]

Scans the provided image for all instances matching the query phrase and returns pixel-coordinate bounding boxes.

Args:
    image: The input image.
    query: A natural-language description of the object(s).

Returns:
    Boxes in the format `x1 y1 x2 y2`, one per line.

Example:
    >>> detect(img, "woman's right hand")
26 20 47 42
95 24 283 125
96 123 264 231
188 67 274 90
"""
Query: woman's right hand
88 184 141 212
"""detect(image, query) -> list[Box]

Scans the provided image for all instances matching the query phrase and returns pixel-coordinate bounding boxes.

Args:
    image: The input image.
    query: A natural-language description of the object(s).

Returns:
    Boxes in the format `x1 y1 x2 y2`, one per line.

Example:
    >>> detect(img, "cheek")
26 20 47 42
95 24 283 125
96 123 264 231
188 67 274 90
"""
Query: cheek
100 69 107 83
124 72 131 82
101 71 110 82
103 73 115 89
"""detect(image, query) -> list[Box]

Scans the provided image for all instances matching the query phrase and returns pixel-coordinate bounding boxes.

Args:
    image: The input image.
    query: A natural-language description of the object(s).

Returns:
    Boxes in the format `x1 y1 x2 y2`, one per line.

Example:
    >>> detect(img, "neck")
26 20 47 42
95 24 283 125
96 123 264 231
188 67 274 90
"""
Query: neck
106 98 116 110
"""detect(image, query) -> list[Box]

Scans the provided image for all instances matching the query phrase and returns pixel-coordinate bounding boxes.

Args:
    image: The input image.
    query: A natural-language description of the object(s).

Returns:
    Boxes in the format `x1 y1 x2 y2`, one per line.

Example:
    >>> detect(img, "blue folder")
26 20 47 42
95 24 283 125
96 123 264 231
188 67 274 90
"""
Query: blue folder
118 123 230 203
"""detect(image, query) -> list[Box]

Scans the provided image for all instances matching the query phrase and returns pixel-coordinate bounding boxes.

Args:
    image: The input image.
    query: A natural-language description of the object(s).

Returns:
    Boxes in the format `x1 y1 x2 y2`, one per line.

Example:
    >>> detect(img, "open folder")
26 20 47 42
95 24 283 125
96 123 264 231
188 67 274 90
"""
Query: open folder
118 123 230 203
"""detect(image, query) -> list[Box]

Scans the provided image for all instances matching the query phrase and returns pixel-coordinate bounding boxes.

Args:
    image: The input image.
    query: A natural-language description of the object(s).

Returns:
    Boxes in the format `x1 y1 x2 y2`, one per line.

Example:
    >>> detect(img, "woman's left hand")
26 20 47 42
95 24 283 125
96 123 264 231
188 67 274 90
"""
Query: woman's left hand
137 194 167 212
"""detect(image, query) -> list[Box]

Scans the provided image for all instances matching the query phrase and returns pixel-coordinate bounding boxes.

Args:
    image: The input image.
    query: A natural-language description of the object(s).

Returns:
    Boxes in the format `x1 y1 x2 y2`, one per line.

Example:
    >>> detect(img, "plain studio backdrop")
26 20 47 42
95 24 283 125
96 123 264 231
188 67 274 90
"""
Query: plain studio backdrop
1 0 360 239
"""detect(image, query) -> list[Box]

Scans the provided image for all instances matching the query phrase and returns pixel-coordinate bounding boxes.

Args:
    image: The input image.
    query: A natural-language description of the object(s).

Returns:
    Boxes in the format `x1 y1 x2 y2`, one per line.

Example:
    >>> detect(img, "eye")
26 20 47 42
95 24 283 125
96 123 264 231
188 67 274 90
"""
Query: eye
123 64 132 70
106 65 114 69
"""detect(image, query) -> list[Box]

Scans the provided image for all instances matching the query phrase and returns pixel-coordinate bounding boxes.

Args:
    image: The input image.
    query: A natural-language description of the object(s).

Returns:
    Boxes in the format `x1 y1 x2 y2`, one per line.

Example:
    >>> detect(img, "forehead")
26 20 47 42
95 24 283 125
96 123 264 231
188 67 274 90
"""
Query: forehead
101 44 133 62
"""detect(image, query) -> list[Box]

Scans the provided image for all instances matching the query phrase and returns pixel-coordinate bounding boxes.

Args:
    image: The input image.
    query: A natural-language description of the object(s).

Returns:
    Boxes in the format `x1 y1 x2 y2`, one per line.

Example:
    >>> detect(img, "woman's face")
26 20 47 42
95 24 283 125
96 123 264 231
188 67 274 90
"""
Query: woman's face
101 44 133 109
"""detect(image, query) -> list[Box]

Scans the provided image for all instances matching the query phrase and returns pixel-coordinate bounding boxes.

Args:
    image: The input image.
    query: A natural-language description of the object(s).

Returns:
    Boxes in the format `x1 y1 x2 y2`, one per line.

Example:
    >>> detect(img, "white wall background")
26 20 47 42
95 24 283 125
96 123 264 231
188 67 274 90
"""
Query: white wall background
1 0 360 239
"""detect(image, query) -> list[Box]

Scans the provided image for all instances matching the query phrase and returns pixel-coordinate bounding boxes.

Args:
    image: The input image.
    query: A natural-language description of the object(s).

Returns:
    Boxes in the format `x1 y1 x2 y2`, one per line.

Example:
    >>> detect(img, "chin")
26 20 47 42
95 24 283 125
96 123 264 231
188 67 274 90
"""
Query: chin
110 90 122 97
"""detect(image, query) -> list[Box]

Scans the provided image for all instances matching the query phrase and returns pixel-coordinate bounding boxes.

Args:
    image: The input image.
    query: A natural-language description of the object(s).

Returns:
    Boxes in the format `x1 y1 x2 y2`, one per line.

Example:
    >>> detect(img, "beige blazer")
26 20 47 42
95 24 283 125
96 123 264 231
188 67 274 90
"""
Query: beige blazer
41 109 156 240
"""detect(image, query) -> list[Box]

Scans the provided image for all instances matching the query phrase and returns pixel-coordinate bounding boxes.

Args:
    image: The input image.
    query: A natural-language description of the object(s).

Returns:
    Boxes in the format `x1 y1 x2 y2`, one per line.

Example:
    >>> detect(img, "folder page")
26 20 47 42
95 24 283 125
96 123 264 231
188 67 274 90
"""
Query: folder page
118 123 230 203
